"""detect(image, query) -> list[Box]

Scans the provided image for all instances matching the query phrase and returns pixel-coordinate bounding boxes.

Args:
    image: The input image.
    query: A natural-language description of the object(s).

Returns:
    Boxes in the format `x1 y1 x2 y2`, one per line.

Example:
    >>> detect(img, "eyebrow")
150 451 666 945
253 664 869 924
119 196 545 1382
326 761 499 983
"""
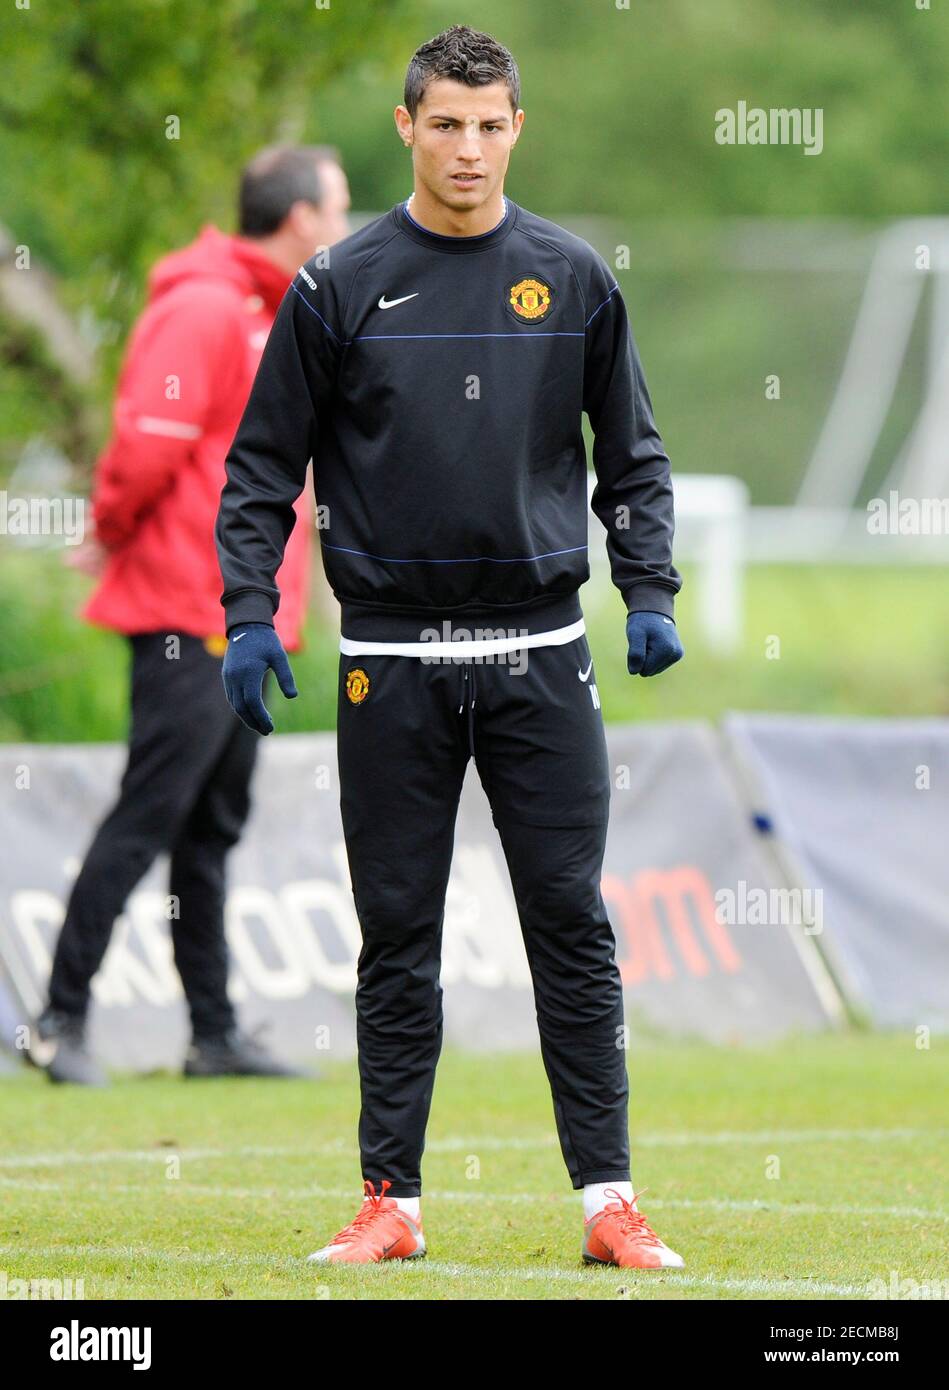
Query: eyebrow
426 113 511 124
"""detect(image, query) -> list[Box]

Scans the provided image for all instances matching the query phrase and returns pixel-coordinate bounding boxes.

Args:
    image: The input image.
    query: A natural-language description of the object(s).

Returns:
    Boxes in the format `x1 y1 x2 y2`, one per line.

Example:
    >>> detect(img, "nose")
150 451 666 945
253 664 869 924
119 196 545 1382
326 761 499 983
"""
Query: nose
460 118 482 152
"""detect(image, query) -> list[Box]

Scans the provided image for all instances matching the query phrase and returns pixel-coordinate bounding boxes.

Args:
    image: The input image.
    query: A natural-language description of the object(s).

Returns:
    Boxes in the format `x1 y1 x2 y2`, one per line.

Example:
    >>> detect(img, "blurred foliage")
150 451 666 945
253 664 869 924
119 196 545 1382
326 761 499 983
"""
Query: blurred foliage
0 0 422 478
320 0 948 220
0 0 942 471
4 0 944 285
0 0 419 329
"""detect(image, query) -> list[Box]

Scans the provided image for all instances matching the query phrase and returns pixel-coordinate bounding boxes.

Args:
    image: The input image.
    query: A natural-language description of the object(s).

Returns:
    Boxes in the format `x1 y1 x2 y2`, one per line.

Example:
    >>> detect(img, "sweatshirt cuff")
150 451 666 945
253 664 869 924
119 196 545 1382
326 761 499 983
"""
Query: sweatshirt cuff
223 591 276 633
622 584 677 620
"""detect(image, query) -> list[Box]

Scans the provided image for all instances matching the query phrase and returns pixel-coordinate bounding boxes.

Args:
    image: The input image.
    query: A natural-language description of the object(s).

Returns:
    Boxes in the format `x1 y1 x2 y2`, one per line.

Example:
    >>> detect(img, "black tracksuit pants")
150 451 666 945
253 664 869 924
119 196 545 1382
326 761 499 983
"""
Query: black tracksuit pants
48 632 261 1038
337 630 631 1195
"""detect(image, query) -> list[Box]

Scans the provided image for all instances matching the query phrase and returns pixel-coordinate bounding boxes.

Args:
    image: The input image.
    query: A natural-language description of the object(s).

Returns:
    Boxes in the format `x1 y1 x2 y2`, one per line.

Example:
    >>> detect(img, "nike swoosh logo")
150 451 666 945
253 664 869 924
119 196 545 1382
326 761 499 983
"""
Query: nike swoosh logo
232 633 247 642
578 661 593 682
378 293 419 310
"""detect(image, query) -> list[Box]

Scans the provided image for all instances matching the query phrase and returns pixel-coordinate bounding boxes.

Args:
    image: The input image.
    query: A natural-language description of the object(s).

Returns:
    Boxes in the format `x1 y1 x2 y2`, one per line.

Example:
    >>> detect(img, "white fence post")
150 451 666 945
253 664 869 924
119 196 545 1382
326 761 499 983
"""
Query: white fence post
587 472 748 654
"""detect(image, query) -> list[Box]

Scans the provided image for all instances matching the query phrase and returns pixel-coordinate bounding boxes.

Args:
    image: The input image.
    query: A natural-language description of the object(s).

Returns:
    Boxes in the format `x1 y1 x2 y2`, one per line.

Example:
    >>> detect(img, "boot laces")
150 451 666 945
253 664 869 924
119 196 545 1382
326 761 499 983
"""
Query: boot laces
602 1187 664 1247
329 1179 395 1247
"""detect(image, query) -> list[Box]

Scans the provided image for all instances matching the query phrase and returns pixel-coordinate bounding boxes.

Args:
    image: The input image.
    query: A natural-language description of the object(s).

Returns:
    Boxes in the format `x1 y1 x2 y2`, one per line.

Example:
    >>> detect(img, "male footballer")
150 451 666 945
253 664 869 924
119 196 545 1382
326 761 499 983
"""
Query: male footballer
215 25 685 1268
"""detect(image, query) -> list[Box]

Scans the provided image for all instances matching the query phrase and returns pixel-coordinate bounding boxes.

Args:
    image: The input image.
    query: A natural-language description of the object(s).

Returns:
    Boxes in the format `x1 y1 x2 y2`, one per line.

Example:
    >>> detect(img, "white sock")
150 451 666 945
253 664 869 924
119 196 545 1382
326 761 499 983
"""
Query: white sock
391 1195 421 1221
583 1181 636 1221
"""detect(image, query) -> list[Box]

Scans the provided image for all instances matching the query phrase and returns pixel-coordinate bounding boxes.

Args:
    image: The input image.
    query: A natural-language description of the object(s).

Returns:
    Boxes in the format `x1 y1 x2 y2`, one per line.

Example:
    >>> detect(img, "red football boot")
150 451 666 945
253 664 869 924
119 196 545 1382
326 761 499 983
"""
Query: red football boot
306 1180 426 1265
583 1187 684 1269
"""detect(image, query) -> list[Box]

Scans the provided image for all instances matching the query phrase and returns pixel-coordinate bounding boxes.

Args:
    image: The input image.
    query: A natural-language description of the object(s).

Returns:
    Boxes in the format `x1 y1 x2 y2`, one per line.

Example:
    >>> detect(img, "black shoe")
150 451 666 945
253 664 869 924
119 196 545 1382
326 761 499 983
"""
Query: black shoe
29 1007 109 1087
183 1025 304 1078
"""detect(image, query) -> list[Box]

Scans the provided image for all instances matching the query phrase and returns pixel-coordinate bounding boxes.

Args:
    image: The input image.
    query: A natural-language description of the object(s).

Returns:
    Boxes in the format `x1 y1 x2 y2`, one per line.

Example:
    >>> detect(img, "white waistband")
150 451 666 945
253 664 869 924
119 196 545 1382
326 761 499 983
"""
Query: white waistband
339 617 586 658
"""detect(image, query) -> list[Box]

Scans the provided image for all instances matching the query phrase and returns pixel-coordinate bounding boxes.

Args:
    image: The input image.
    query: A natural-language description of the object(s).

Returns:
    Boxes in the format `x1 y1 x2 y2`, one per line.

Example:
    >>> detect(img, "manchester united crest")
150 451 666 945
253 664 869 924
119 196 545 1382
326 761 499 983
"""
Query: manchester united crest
345 667 370 705
507 276 552 322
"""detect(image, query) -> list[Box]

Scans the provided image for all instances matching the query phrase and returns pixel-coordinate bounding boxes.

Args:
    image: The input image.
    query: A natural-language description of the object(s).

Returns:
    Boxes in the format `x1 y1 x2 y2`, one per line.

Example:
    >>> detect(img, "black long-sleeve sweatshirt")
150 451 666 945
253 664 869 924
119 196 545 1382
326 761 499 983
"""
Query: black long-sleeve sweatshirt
215 197 681 644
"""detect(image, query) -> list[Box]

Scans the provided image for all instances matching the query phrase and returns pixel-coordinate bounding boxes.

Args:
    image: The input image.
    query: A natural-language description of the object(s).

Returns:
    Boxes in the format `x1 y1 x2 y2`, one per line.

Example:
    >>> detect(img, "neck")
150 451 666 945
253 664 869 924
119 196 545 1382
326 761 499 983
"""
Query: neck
406 186 507 237
240 231 300 278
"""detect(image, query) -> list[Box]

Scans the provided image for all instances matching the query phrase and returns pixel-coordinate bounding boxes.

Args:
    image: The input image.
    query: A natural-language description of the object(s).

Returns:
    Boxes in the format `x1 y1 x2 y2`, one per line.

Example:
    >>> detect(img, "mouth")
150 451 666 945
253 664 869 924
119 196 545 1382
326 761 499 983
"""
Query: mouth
449 172 484 187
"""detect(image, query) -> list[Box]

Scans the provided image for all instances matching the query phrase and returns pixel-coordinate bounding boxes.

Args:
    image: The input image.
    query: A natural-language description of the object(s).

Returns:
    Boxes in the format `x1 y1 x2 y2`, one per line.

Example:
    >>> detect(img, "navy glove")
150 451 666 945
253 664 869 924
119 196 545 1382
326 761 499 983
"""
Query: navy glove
222 622 298 735
626 610 684 677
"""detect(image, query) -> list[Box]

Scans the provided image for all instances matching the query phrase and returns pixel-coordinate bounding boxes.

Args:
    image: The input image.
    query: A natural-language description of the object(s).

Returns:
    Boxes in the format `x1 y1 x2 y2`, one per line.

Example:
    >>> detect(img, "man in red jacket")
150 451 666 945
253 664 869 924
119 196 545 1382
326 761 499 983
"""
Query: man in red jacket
30 145 350 1085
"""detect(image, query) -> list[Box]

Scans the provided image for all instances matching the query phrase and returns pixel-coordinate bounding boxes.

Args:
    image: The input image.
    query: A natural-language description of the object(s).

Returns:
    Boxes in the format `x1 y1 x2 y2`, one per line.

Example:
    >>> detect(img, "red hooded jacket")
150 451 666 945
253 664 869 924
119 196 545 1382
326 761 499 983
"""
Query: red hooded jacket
82 225 311 652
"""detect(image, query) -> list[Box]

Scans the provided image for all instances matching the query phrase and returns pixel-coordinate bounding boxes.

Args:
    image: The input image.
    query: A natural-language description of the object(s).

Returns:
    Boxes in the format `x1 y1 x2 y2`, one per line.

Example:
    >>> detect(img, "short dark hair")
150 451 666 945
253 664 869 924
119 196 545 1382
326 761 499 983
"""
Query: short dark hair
404 25 520 122
238 144 342 237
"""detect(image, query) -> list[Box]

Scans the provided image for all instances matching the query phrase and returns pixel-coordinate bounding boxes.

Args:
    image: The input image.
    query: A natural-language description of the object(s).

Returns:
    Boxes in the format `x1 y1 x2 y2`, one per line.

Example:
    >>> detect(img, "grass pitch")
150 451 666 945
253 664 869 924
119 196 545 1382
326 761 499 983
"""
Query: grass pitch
1 1034 947 1300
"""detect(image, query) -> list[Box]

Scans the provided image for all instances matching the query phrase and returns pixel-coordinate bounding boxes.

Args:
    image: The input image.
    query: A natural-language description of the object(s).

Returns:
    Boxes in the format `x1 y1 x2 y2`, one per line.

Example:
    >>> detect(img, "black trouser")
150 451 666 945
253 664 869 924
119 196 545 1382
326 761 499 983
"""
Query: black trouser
337 632 630 1195
48 632 262 1039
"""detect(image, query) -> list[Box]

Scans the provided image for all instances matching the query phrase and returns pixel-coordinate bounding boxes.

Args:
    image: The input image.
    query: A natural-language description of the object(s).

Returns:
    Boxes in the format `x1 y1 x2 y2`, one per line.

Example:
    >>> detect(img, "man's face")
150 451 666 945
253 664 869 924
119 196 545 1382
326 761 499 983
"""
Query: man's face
398 78 523 213
300 159 352 250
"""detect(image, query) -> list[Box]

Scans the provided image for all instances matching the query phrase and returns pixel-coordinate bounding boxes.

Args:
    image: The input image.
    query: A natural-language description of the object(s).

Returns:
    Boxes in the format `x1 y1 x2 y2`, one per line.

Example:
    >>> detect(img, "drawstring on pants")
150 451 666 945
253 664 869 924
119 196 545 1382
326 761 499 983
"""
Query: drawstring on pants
457 661 478 757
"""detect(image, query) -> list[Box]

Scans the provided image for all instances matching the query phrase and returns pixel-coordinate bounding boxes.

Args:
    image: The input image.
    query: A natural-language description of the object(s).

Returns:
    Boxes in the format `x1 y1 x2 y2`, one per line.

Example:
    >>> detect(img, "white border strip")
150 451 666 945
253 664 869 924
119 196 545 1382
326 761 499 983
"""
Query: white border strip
340 618 586 658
